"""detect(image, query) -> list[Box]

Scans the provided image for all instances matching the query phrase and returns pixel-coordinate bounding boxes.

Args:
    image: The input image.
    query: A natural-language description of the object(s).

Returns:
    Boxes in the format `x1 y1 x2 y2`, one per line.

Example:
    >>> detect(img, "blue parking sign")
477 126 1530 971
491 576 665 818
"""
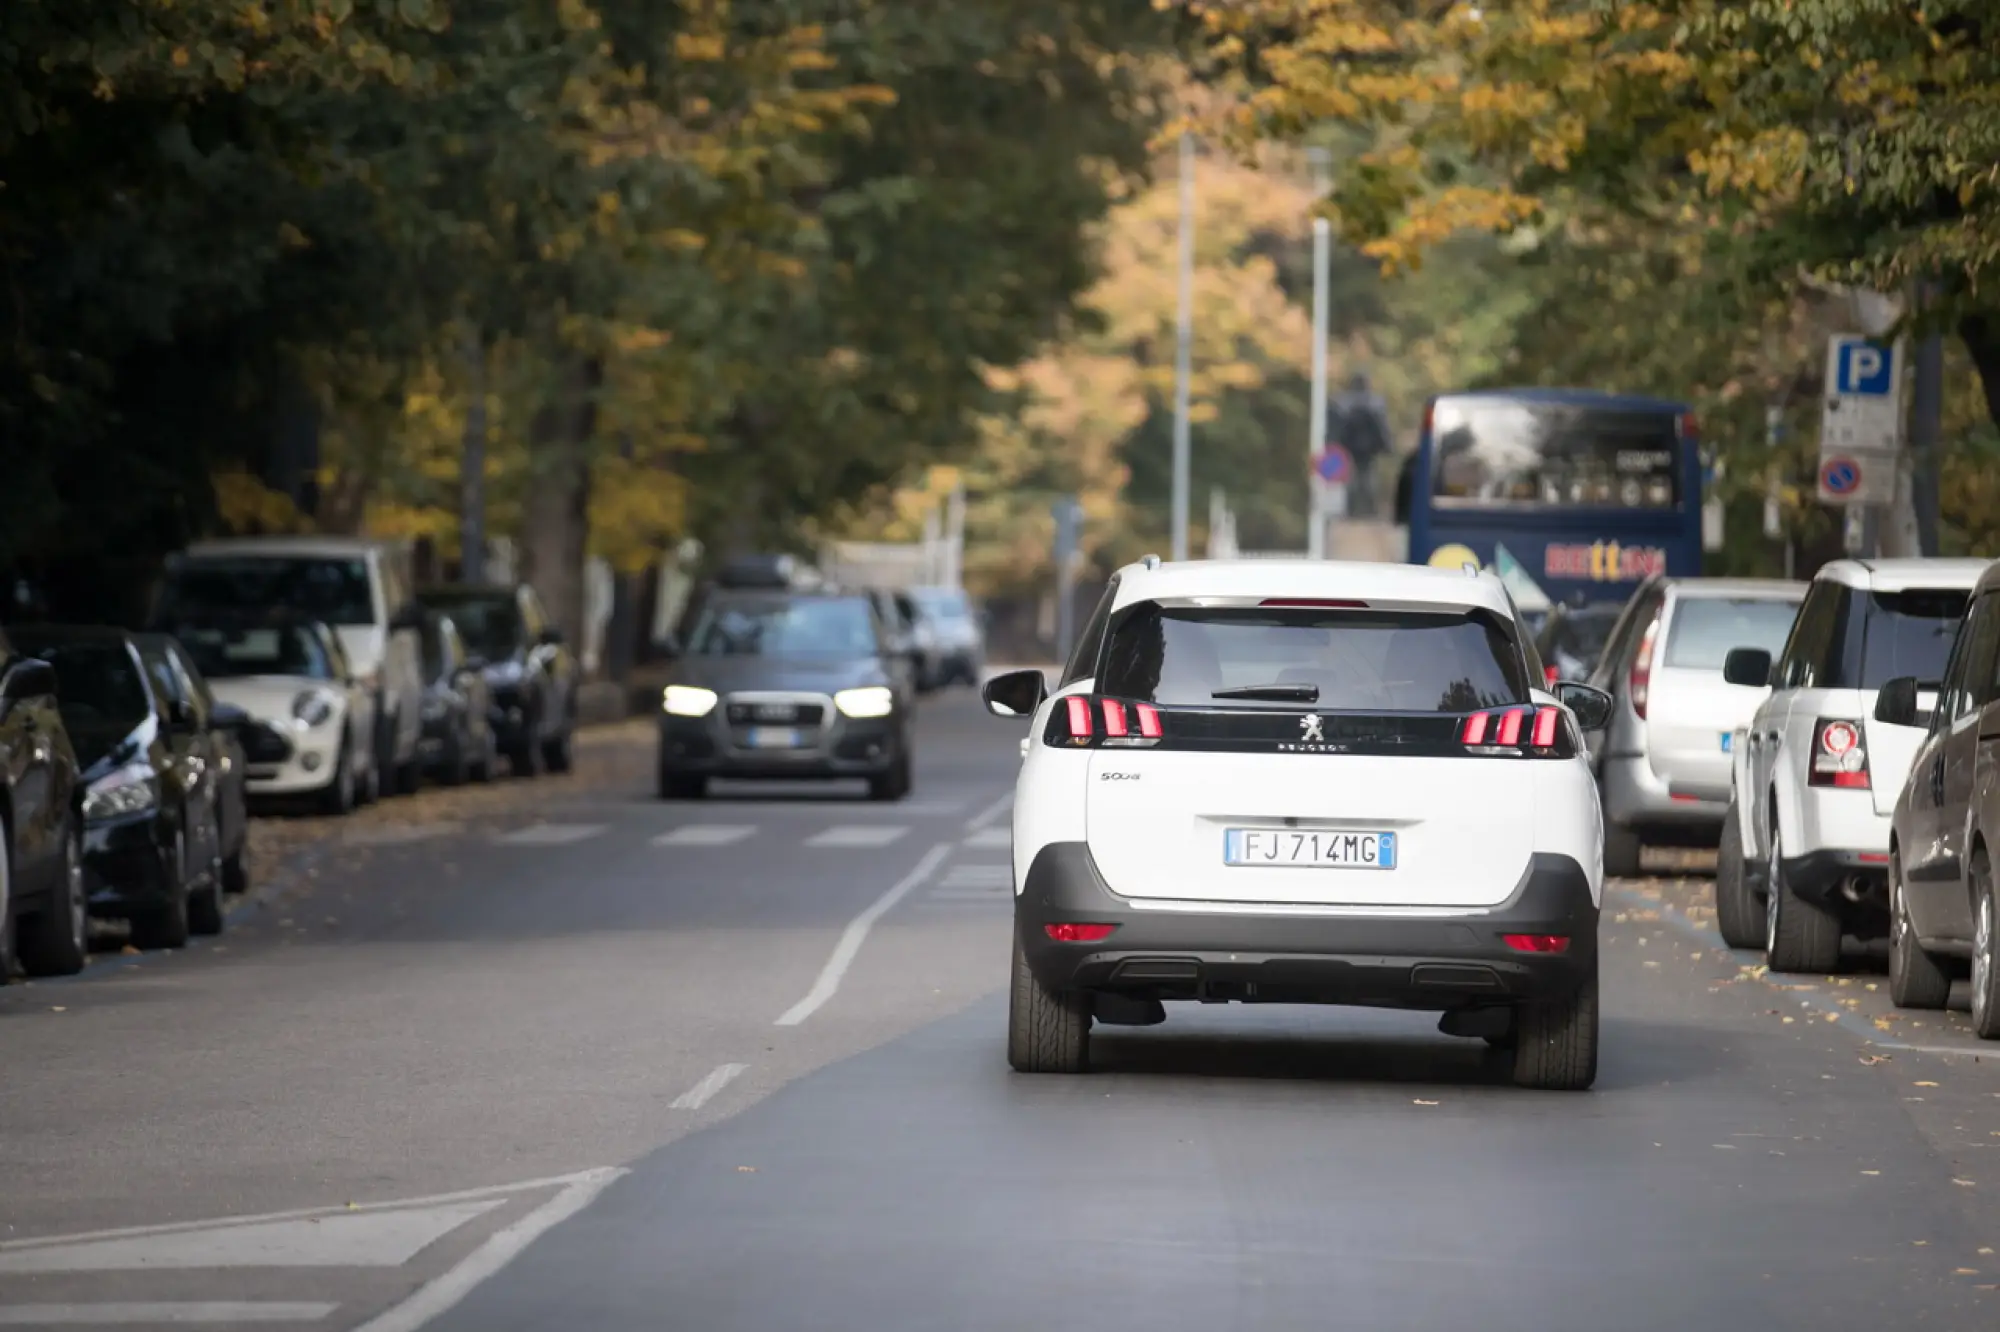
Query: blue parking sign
1834 339 1894 396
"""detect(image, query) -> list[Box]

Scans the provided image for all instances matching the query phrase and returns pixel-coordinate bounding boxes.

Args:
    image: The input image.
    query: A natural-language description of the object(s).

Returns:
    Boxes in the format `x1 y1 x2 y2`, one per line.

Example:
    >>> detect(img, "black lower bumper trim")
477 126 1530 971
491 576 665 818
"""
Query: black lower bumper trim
1780 848 1890 914
1016 843 1597 1009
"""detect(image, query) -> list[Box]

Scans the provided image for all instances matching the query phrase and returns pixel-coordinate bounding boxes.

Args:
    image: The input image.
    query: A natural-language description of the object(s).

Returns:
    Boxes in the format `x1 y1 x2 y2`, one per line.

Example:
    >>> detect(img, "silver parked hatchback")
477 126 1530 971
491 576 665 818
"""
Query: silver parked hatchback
1586 577 1805 876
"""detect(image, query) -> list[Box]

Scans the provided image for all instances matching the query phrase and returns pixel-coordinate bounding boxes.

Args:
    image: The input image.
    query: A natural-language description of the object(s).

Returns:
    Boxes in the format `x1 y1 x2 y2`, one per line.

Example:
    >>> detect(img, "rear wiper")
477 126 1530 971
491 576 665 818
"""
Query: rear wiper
1211 683 1319 702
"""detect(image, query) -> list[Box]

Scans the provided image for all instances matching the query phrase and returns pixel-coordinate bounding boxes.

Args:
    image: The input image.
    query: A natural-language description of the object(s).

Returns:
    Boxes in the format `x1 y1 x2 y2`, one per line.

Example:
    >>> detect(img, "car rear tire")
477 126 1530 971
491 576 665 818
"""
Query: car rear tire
1007 933 1091 1073
18 826 88 978
1603 823 1642 879
1764 823 1841 974
1511 964 1598 1091
131 832 192 952
1888 850 1952 1010
1970 850 2000 1040
1714 799 1762 949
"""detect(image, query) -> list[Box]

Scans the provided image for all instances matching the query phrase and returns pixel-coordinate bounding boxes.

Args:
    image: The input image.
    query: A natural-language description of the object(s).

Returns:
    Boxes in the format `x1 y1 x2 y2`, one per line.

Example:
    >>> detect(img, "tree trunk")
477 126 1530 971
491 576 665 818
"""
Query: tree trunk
1959 312 2000 432
521 355 602 661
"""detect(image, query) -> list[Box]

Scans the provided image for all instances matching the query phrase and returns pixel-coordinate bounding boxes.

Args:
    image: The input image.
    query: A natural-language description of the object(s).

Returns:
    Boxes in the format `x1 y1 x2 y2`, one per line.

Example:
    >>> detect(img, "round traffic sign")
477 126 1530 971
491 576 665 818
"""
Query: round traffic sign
1820 457 1862 496
1314 445 1352 483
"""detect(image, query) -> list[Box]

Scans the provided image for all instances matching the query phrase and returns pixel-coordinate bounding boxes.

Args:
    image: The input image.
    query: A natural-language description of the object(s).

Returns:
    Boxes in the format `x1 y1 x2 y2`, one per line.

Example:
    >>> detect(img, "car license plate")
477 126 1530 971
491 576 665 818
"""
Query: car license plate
748 727 802 749
1224 829 1396 870
1720 731 1733 753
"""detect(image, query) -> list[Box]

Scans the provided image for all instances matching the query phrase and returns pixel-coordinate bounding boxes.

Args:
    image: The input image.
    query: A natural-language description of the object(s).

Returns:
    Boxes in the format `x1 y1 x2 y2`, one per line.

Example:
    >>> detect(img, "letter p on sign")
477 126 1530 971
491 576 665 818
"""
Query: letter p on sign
1837 340 1893 396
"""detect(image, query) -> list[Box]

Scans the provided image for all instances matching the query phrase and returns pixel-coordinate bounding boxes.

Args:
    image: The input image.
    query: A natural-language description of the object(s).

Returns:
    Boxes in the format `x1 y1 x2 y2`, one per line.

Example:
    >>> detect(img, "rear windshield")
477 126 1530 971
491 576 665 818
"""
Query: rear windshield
1098 605 1527 712
419 592 521 660
163 557 375 627
1664 597 1800 671
1860 590 1964 687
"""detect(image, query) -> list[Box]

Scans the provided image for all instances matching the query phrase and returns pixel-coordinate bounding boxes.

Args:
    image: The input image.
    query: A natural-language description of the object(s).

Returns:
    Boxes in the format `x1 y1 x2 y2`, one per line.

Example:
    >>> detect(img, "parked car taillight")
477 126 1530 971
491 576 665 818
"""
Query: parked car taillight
1459 705 1576 759
1543 663 1561 687
1055 695 1163 746
1807 717 1870 789
1629 612 1660 720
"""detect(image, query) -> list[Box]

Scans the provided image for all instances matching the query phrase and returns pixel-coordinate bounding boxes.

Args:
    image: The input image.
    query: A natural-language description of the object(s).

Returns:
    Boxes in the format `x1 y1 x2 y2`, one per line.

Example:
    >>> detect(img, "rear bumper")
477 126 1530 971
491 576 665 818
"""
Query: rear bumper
1775 848 1891 919
1015 843 1597 1009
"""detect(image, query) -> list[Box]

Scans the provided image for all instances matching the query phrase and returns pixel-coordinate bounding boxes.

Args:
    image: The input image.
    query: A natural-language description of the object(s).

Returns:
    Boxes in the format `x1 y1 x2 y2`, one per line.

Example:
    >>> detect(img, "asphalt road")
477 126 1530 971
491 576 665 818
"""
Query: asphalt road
2 692 1997 1330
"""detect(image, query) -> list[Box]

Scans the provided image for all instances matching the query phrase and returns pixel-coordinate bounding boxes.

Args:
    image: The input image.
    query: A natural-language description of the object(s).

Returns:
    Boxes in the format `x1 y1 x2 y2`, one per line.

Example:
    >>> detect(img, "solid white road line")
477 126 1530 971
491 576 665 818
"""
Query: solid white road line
0 1304 336 1325
804 825 909 849
652 825 755 848
353 1167 628 1332
669 1063 747 1110
492 823 605 847
963 790 1014 834
774 843 953 1027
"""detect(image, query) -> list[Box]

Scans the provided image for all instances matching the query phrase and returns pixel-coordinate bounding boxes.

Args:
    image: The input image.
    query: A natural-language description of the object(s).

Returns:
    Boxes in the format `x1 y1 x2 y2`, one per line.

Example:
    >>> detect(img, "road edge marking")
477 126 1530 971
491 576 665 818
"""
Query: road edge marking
669 1063 747 1110
774 843 953 1027
351 1166 628 1332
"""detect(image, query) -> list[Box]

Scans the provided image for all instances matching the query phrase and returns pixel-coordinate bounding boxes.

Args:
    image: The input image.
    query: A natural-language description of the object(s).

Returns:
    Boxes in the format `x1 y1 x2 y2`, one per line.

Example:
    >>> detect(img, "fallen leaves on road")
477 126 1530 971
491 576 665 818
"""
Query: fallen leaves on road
1861 1170 1880 1176
1952 1179 1976 1187
1413 1099 1439 1106
1859 1055 1891 1065
737 1166 758 1173
50 1006 65 1013
1915 1081 1940 1087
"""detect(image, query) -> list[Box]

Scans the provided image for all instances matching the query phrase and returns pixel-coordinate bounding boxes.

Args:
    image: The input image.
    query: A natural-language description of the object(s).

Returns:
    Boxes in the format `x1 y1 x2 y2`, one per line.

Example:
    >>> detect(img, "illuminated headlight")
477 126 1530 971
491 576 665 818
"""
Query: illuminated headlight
83 762 158 823
834 686 895 719
662 685 719 717
292 690 338 728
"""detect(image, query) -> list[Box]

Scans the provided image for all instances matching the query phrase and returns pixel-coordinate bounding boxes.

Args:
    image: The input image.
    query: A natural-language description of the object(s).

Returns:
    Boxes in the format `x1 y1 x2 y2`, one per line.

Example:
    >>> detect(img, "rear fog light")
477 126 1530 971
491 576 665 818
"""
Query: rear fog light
1045 923 1118 943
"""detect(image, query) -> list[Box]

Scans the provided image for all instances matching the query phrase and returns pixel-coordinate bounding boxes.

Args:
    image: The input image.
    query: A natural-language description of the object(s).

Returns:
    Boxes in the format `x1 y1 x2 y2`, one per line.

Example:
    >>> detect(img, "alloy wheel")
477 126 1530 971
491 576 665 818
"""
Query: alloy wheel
1976 891 1995 1031
1765 829 1782 953
63 832 86 956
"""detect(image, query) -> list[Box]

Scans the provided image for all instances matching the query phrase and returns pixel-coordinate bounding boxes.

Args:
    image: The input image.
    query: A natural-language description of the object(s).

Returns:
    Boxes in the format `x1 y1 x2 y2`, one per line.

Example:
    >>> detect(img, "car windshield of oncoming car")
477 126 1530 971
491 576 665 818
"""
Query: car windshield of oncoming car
420 594 520 661
1097 604 1526 712
689 596 880 658
912 587 973 622
1663 598 1800 671
165 557 376 627
1431 399 1681 509
1860 590 1966 687
15 640 151 735
177 626 337 681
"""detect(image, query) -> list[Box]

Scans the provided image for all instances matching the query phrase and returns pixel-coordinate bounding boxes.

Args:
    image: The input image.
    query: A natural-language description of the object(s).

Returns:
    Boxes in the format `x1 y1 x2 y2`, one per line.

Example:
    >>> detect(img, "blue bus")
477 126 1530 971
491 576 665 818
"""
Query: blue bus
1394 388 1703 619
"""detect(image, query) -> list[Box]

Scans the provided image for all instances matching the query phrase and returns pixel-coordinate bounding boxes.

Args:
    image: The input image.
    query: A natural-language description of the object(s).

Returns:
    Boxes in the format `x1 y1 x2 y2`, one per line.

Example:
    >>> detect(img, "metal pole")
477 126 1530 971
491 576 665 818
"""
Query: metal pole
1307 146 1332 560
1910 332 1943 556
1171 131 1194 563
460 323 487 583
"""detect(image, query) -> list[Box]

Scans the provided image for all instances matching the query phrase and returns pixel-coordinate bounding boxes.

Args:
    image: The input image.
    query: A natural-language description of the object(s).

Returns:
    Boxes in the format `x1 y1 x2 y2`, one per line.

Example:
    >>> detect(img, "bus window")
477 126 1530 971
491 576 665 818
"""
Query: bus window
1430 398 1682 511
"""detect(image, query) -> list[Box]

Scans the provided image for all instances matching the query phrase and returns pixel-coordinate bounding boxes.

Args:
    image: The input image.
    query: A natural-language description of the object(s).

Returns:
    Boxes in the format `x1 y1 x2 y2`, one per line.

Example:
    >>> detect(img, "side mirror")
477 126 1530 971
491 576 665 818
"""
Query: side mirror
1722 647 1774 689
210 701 249 728
982 668 1049 719
1553 681 1614 732
0 658 58 706
1874 676 1920 727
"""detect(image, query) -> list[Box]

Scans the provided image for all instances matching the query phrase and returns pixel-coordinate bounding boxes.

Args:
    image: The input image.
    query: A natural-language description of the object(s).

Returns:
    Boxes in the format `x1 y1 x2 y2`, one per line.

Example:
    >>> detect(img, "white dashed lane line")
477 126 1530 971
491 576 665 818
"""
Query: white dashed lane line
490 823 606 847
803 825 910 849
668 1063 747 1110
651 825 756 847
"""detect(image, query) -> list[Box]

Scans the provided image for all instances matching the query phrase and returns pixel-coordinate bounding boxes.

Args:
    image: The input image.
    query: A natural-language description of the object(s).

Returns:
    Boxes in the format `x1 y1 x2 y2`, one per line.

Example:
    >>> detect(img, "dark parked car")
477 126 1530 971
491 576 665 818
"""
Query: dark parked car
0 629 86 978
655 585 915 801
8 625 238 950
418 610 497 785
138 632 252 895
415 583 578 778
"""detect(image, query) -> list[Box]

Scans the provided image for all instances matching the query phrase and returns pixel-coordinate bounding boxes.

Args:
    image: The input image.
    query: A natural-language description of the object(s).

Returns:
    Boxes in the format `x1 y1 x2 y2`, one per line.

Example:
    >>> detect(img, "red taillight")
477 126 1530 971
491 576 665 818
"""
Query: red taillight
1502 933 1571 954
1064 695 1093 738
1049 694 1165 746
1045 922 1117 943
1858 852 1890 864
1544 663 1560 687
1461 705 1568 756
1807 717 1870 789
1101 699 1129 737
1135 703 1162 738
1532 705 1558 748
1629 612 1660 720
1259 598 1370 608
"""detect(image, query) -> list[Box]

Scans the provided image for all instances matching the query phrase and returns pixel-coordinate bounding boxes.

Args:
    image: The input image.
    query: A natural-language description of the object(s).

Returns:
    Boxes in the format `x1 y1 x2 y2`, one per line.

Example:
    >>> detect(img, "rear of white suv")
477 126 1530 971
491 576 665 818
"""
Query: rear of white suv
1716 559 1984 970
984 559 1613 1090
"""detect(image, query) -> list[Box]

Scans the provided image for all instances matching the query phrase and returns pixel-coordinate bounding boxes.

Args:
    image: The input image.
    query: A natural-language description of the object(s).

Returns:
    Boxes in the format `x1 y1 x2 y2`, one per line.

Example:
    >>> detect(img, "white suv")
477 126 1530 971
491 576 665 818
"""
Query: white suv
1716 558 1985 971
982 557 1614 1090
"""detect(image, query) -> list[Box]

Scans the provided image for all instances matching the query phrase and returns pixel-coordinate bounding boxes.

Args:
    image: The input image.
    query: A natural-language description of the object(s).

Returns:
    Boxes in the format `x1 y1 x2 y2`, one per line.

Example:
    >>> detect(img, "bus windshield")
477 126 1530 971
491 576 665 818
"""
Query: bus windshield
1430 398 1682 511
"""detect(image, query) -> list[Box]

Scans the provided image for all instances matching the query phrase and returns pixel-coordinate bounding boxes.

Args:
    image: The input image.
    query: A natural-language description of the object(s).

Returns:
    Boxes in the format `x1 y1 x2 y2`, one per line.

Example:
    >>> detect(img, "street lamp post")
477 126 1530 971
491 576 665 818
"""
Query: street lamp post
1171 131 1194 563
1306 146 1332 560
